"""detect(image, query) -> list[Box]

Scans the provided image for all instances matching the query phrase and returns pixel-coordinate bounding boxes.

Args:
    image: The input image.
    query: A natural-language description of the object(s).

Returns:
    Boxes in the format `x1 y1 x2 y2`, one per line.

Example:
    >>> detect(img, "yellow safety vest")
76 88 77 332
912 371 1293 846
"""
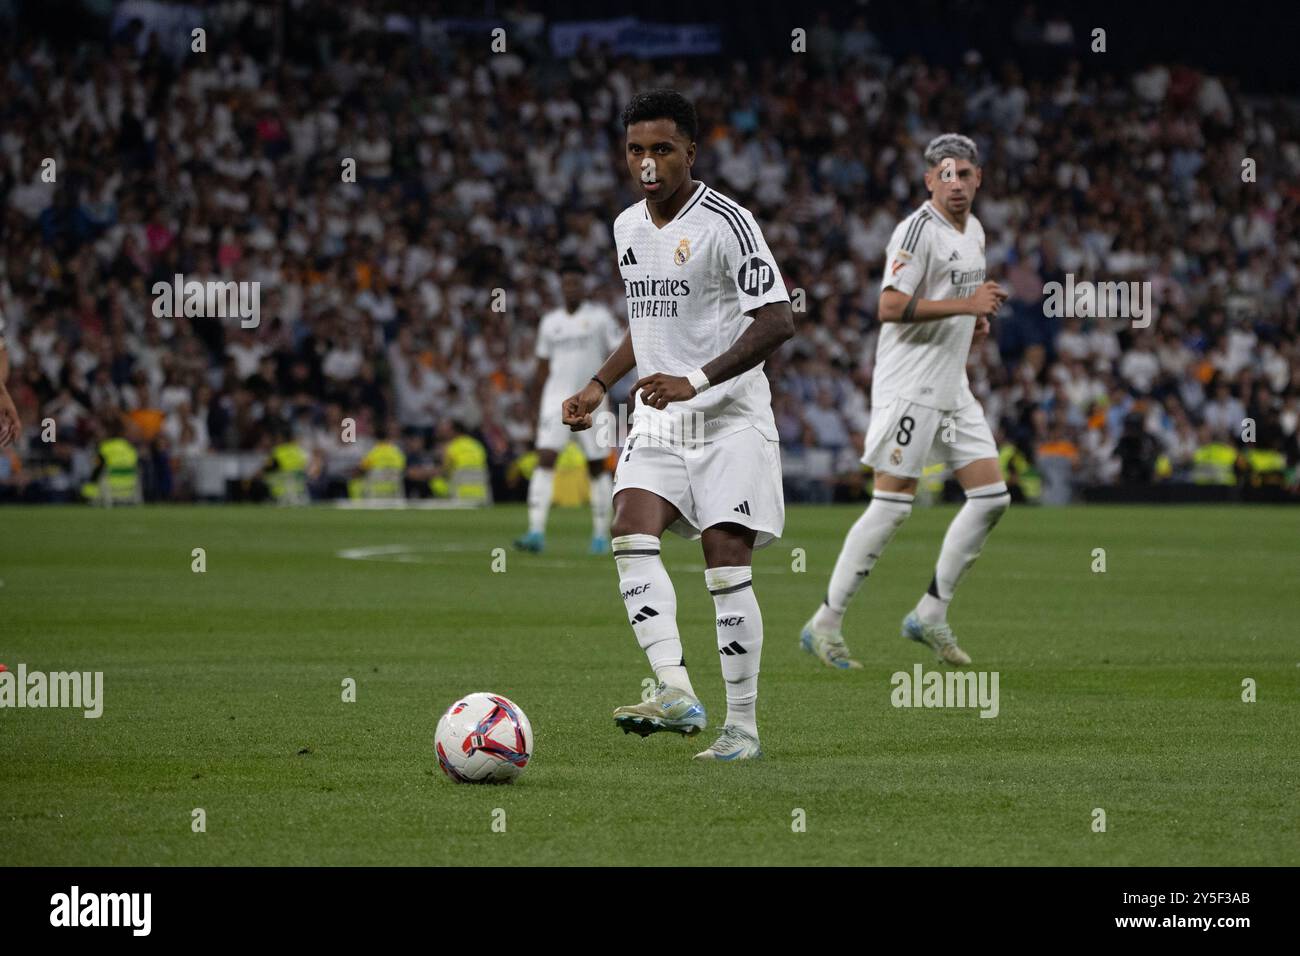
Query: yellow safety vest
920 462 946 497
101 438 138 496
1191 444 1237 485
553 442 590 506
1244 448 1286 486
269 442 308 500
272 442 307 473
447 435 488 501
351 441 406 499
447 435 487 470
362 442 407 472
999 443 1040 501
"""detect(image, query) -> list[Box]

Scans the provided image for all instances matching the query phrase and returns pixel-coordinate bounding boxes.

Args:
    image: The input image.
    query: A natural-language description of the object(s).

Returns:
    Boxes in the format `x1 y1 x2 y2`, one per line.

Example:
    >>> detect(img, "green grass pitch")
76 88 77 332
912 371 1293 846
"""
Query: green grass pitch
2 503 1296 866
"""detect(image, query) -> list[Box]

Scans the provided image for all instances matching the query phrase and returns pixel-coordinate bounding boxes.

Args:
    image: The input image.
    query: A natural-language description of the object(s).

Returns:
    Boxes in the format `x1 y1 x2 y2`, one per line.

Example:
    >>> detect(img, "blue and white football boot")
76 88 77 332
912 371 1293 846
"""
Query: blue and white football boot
693 725 762 762
512 530 544 553
799 616 864 670
901 610 972 665
614 682 707 737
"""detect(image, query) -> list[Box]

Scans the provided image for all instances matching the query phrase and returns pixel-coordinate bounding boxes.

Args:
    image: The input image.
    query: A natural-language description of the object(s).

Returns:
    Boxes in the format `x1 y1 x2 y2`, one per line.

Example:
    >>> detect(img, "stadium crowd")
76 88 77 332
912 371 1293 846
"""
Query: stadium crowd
1 1 1297 504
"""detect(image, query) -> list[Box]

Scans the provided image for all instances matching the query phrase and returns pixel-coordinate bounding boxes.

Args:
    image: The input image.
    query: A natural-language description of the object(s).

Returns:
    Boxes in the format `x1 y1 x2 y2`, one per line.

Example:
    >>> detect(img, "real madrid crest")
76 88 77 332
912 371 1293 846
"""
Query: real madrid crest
674 238 691 266
889 447 903 466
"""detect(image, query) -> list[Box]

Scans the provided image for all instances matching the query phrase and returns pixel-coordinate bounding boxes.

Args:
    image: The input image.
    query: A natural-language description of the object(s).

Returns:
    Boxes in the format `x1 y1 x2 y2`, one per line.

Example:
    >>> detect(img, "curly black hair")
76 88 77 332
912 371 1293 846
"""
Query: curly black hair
620 89 698 141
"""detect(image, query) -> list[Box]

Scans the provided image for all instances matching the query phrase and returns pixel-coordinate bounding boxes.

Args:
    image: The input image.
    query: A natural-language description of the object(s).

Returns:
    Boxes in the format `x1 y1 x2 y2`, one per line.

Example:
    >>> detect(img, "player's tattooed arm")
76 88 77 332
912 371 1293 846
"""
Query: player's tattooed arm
701 300 794 385
562 331 636 431
635 301 794 409
880 282 1007 323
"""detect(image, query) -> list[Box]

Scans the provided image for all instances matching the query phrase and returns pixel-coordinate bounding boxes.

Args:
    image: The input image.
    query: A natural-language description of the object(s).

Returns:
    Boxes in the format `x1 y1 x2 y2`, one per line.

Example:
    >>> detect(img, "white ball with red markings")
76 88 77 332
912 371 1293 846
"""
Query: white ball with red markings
434 692 534 784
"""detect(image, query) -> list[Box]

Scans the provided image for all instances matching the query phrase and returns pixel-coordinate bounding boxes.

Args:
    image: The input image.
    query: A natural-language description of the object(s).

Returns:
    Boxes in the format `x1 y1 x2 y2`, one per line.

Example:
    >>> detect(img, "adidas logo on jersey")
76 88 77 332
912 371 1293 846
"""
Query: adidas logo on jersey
733 500 751 516
620 247 638 266
949 250 961 261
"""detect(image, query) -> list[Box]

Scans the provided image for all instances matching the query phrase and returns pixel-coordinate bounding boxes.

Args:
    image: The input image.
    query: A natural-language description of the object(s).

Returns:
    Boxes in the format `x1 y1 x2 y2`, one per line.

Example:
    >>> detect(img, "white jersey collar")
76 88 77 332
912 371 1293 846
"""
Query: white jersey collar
643 181 708 226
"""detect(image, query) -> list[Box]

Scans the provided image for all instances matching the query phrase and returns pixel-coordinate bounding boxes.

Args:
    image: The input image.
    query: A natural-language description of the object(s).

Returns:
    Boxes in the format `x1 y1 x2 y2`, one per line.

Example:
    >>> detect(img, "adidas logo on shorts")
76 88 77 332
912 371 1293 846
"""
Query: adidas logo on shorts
732 500 751 516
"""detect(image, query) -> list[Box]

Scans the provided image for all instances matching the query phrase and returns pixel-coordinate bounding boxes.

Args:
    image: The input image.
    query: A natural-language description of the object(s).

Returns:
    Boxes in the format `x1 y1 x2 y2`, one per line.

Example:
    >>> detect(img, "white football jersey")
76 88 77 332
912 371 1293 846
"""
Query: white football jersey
613 182 790 444
876 201 987 410
537 301 623 401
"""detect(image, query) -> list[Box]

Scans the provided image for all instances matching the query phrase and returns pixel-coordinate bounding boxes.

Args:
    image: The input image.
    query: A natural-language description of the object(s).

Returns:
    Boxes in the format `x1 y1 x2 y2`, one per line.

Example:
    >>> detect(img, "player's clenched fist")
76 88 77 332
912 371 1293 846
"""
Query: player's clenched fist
561 380 606 431
633 373 695 410
966 281 1008 317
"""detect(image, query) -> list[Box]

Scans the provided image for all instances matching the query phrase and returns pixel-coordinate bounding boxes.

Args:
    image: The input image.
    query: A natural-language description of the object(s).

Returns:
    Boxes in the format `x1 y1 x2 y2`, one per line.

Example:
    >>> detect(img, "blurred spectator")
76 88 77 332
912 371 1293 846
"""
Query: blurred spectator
1115 412 1160 485
0 5 1296 506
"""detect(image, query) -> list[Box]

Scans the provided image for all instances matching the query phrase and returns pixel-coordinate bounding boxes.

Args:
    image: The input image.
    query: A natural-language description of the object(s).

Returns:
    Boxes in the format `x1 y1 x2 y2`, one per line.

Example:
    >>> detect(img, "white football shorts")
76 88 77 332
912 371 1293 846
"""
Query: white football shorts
612 425 784 548
862 398 998 479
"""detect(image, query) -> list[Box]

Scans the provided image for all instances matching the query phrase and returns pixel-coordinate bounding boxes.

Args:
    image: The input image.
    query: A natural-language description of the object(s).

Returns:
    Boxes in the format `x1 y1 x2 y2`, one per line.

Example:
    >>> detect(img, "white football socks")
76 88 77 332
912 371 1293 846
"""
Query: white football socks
613 534 694 696
707 565 762 736
590 470 612 539
916 481 1010 624
812 490 914 634
526 466 554 535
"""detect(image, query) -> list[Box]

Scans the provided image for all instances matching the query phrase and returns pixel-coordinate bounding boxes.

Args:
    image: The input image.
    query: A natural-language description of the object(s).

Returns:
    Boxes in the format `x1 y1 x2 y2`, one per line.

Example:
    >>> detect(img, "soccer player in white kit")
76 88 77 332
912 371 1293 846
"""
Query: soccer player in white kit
562 91 794 761
801 134 1010 668
514 259 623 555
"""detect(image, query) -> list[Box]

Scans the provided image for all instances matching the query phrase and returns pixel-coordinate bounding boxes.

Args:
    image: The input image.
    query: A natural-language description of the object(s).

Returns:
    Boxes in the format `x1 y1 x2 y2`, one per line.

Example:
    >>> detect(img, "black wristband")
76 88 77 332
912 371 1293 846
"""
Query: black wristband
590 375 608 394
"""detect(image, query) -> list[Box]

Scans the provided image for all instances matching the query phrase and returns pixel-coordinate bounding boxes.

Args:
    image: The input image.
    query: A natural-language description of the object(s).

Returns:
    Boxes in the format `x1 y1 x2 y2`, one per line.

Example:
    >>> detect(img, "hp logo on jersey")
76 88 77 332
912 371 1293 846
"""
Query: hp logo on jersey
737 257 775 295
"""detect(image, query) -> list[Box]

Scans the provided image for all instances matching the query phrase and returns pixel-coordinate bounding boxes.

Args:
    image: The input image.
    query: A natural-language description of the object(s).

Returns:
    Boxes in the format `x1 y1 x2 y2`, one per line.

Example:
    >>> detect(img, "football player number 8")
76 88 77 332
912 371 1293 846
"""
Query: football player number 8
895 416 915 446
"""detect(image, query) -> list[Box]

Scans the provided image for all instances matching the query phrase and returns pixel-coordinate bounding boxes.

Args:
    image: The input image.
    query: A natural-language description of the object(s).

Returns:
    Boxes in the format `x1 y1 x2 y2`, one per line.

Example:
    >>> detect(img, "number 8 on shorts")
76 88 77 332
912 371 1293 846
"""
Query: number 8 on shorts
862 398 997 479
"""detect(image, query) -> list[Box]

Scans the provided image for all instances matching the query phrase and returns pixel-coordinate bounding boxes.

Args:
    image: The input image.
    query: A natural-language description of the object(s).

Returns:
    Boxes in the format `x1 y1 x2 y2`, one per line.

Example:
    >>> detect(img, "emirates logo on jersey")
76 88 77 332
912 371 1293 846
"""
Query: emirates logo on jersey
675 237 691 265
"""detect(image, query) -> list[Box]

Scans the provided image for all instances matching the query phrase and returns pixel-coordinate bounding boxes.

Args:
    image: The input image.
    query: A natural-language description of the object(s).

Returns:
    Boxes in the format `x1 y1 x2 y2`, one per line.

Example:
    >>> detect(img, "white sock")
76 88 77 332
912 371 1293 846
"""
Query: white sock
613 534 694 696
917 481 1010 624
707 565 761 736
526 466 554 535
813 491 914 633
590 470 612 538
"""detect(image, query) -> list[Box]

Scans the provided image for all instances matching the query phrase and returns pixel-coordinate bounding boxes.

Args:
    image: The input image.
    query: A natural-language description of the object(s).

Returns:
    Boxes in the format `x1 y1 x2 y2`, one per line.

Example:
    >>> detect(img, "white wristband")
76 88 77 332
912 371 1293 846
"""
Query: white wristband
686 367 710 394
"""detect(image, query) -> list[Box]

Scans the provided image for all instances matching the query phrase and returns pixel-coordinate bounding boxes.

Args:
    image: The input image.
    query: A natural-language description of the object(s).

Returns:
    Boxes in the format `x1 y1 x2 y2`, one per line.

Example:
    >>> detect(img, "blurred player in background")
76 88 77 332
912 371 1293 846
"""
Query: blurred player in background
802 134 1009 669
515 259 623 554
563 91 794 761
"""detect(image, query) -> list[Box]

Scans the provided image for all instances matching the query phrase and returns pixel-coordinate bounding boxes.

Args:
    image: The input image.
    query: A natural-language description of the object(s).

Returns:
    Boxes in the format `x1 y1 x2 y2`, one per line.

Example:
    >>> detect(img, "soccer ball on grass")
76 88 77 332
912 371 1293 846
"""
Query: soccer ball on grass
434 692 533 784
